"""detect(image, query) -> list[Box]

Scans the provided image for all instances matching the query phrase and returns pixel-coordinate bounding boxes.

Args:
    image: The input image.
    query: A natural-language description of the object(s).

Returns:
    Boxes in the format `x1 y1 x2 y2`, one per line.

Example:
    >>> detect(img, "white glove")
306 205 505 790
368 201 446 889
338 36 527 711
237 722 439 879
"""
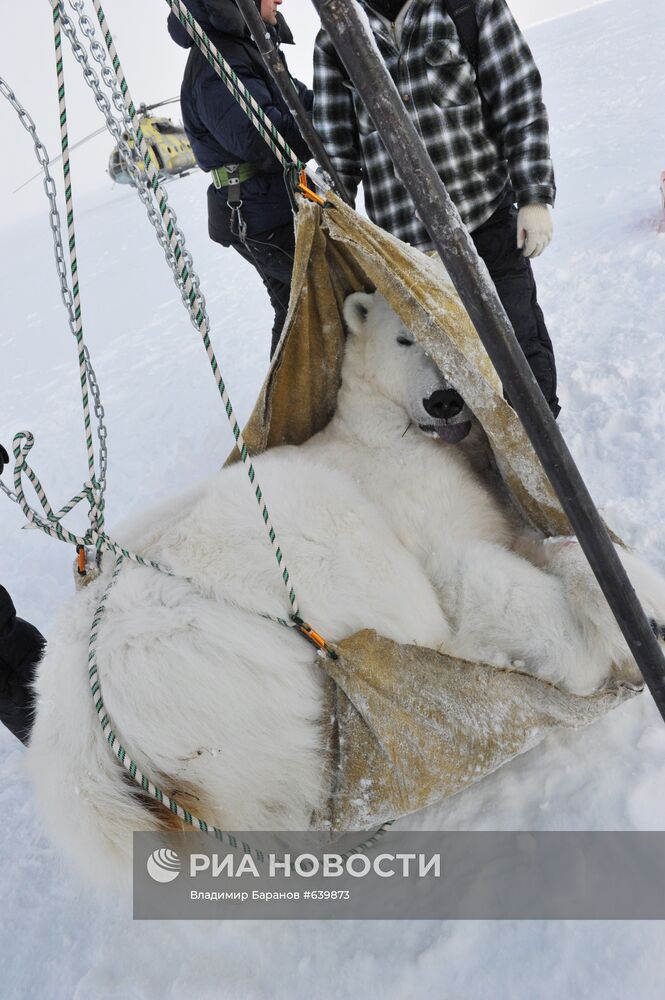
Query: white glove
516 204 553 258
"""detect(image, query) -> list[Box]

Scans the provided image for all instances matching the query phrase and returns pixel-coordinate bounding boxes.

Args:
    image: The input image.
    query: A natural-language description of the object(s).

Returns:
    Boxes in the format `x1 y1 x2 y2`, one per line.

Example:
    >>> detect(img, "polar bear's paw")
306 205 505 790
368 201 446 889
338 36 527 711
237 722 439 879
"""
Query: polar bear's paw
543 537 665 685
544 539 627 650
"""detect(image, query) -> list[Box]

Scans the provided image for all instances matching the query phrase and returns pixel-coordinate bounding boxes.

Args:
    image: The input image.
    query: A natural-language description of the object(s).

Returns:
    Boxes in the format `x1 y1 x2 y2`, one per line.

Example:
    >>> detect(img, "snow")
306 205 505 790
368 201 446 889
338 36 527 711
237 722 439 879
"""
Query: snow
2 0 665 996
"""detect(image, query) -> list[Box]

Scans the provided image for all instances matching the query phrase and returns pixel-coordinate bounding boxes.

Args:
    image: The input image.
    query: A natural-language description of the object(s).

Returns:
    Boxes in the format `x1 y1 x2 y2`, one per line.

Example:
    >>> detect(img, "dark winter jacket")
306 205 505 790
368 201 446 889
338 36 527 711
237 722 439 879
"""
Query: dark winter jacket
0 586 44 745
168 0 312 241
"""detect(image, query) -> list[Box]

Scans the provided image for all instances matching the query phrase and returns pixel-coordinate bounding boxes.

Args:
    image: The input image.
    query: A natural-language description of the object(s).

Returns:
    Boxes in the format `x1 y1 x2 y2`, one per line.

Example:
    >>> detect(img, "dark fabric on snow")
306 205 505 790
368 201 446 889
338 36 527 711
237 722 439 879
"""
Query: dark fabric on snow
170 0 312 238
471 190 560 417
0 586 44 745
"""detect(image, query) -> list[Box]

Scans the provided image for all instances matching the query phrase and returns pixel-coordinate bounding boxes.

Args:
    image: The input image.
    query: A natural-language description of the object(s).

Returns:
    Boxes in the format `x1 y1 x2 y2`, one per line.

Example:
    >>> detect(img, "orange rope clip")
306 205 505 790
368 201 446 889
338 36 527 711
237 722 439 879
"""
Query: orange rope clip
294 617 338 659
297 169 326 206
77 544 87 576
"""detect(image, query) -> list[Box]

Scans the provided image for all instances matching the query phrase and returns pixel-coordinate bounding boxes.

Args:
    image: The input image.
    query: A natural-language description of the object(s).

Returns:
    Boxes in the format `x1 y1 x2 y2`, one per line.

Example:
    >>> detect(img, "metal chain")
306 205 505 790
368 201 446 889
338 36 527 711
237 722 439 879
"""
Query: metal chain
0 6 206 562
72 0 204 307
54 3 201 316
60 0 303 618
0 73 107 525
0 66 175 575
2 6 319 623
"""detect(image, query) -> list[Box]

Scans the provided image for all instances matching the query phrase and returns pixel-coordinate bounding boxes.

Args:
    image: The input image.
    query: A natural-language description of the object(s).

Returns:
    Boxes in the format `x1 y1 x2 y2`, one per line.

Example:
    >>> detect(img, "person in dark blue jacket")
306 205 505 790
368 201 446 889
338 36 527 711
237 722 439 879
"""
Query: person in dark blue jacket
168 0 312 356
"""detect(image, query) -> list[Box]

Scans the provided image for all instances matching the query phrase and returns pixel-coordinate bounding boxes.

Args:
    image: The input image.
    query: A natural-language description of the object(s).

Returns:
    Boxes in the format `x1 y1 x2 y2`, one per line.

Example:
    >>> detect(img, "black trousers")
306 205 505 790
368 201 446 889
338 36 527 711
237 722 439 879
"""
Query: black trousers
228 222 296 359
207 185 296 359
471 196 560 418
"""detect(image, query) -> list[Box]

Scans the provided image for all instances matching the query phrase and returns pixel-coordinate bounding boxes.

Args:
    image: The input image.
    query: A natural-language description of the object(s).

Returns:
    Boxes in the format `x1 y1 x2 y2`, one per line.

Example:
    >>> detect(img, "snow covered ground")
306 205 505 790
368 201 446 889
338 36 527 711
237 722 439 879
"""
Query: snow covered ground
2 0 665 996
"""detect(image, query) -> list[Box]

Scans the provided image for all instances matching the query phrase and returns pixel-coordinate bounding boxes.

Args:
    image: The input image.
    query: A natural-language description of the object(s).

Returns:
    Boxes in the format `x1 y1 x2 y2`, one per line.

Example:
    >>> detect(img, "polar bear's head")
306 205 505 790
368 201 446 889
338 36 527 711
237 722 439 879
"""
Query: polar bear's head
343 291 472 444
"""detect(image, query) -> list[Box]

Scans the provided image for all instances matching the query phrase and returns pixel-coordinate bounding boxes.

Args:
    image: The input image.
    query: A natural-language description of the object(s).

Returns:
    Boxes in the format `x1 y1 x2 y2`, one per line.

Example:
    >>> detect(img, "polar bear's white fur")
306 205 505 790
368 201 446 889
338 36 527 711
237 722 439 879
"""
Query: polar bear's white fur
26 291 665 884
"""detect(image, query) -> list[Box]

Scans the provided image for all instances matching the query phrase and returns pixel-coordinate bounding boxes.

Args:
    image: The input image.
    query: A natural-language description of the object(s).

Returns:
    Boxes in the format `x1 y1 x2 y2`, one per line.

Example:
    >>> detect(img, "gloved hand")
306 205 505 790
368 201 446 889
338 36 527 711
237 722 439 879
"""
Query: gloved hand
516 204 553 258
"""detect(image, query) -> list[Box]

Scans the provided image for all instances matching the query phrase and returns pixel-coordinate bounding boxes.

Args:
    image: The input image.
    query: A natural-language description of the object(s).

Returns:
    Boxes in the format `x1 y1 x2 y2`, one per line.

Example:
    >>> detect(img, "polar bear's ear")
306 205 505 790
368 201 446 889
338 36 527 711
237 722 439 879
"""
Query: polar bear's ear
343 292 374 336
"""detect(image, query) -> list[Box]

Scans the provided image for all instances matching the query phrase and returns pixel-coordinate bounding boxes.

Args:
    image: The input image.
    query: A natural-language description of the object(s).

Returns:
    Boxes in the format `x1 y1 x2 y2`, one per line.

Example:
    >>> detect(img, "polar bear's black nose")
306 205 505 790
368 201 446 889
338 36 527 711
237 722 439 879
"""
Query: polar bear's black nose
422 389 465 420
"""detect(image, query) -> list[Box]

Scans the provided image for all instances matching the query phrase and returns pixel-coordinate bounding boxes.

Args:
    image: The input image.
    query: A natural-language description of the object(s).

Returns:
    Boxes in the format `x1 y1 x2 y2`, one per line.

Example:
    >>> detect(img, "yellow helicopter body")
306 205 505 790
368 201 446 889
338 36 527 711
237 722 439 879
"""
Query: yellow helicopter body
108 114 197 184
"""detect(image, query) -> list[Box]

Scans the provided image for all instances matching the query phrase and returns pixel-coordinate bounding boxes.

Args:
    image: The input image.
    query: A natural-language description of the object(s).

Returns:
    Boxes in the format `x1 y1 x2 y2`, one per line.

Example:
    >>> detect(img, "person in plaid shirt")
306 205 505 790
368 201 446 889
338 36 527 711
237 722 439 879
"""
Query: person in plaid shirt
313 0 560 416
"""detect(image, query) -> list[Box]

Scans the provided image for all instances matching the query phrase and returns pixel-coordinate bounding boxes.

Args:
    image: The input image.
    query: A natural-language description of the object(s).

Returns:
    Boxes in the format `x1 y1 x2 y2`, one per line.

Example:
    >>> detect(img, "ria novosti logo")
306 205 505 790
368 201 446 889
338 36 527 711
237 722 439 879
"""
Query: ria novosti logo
146 848 181 883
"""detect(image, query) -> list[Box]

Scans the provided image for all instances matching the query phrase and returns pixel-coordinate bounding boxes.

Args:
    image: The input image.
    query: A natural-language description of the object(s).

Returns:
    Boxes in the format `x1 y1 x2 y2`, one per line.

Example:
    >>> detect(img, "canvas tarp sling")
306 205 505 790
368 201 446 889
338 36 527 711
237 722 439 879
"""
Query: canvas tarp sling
232 192 641 831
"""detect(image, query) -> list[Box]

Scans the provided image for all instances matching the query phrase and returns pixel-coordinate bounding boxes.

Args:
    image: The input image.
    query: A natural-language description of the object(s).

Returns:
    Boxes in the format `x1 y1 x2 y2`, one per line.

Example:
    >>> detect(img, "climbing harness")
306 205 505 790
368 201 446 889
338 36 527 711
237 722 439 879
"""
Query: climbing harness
211 162 255 242
211 162 258 189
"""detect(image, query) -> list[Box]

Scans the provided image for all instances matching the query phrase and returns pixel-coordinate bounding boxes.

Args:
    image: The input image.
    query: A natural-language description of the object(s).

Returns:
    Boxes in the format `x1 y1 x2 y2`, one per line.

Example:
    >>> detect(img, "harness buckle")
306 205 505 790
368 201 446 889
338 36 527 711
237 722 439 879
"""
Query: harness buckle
224 164 249 244
225 164 242 208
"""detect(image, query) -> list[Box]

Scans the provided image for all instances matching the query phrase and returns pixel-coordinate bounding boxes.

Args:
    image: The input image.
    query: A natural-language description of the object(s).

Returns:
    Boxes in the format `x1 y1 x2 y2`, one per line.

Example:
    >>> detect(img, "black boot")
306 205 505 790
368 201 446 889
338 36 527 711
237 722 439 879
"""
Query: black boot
0 585 45 745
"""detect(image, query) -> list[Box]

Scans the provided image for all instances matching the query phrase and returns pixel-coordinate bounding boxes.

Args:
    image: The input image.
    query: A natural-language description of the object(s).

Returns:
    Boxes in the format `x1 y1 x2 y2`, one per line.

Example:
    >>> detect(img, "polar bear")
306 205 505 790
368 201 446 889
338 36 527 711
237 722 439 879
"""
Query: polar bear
26 291 665 883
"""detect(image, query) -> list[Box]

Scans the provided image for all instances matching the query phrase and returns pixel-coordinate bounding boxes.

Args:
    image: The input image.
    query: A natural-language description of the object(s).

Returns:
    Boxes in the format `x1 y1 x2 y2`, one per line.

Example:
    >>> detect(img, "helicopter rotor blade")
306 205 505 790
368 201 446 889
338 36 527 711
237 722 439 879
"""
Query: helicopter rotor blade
13 124 109 194
138 96 181 114
13 98 181 194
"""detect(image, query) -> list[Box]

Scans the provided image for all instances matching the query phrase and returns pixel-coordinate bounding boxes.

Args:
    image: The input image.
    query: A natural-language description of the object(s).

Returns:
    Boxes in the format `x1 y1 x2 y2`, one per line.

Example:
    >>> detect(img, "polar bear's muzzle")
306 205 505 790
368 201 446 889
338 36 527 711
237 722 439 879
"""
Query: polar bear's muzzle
419 389 472 444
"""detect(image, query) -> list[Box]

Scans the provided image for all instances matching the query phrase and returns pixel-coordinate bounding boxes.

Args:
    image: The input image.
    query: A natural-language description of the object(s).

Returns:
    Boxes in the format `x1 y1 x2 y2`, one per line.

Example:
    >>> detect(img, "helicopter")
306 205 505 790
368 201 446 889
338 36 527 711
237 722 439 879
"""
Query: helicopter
14 97 198 194
107 99 197 184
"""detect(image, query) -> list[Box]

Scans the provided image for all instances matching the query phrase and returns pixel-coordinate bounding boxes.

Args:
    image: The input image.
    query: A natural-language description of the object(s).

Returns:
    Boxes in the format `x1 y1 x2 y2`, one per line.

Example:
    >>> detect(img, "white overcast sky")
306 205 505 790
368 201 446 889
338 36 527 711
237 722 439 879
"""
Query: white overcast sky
0 0 610 224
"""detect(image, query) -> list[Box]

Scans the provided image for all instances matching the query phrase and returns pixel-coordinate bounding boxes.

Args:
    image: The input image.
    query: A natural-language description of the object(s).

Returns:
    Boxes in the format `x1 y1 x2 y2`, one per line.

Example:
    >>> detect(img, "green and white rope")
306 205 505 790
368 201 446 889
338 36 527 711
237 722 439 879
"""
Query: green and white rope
164 0 305 172
76 0 301 617
90 555 393 860
88 554 269 863
9 431 175 575
52 0 105 544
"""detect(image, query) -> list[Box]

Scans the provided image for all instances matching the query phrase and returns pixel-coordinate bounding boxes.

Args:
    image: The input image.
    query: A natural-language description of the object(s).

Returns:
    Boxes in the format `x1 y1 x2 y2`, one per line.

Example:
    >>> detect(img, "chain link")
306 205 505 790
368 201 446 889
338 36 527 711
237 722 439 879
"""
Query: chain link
0 72 109 507
0 479 19 504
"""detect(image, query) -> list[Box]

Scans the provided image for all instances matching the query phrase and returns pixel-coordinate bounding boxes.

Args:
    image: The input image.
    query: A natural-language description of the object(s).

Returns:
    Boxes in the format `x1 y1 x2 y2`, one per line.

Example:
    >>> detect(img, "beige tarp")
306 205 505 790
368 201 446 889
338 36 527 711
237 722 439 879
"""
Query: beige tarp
233 193 641 831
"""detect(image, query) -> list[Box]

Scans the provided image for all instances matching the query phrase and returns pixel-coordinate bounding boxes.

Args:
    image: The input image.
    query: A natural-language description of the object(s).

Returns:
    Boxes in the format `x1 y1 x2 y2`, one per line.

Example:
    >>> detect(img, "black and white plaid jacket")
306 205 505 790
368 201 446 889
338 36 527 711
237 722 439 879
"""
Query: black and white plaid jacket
313 0 556 247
